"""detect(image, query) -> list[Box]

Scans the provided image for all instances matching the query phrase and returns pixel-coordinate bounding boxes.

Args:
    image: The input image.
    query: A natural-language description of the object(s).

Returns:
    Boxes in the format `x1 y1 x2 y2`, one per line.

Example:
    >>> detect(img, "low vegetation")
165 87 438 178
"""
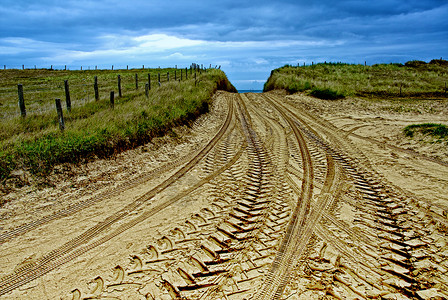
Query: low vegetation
0 68 236 182
309 87 345 100
264 59 448 99
403 123 448 141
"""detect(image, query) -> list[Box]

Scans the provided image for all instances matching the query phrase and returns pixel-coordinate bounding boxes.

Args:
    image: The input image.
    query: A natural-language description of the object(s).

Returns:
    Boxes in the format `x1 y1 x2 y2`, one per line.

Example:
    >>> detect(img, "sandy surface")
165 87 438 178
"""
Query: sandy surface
0 91 447 300
286 92 448 210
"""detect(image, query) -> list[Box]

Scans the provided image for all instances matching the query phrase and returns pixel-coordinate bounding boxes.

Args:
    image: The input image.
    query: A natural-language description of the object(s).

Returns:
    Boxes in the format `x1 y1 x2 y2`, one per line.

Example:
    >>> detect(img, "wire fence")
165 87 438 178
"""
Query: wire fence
0 63 217 120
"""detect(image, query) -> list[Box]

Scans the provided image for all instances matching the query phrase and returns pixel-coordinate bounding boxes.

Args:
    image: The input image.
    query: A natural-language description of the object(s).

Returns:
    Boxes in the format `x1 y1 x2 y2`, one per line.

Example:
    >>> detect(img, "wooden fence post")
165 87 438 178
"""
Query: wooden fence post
112 65 114 70
143 65 145 69
94 76 99 101
167 72 170 82
158 73 161 86
18 84 26 117
110 91 114 109
3 65 5 70
174 70 177 81
148 74 151 90
118 75 122 97
145 83 149 98
22 65 24 70
55 98 65 131
64 80 71 112
185 67 188 79
135 73 138 90
127 65 129 70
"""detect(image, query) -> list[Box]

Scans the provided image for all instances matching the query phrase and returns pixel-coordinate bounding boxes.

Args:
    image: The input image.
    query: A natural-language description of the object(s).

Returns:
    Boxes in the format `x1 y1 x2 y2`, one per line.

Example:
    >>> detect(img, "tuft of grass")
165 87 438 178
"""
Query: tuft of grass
0 68 236 181
404 123 448 139
309 87 345 100
263 60 448 99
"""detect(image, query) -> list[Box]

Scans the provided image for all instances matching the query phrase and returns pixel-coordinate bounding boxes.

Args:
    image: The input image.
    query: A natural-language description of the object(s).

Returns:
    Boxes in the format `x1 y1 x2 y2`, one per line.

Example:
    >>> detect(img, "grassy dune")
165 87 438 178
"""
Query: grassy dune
404 123 448 141
264 59 448 99
0 68 236 182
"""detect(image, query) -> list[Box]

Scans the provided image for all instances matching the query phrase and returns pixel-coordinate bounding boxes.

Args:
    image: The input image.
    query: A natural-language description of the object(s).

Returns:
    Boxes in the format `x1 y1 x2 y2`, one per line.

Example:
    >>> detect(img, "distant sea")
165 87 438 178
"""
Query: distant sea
238 90 263 93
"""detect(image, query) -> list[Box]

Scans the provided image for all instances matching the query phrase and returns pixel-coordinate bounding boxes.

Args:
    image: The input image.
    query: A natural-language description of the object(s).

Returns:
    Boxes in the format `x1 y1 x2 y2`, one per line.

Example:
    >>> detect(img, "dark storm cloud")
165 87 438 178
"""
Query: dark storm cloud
3 0 445 41
1 0 447 89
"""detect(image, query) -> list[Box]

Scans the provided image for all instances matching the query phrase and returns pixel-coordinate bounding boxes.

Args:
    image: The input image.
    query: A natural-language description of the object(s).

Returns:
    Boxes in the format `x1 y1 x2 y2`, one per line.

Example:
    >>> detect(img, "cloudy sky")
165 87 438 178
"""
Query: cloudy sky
1 0 447 90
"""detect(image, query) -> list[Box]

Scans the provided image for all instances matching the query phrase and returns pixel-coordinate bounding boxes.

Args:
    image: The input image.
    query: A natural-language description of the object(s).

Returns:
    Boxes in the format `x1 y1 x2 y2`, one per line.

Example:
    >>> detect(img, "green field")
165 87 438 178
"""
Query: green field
0 67 236 182
0 67 194 118
264 59 448 99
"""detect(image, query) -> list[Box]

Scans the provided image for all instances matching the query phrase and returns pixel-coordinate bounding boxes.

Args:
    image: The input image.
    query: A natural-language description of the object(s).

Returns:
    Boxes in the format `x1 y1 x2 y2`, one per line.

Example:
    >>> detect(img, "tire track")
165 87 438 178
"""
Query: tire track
0 96 235 297
267 92 448 299
4 91 447 299
64 93 292 299
256 95 338 299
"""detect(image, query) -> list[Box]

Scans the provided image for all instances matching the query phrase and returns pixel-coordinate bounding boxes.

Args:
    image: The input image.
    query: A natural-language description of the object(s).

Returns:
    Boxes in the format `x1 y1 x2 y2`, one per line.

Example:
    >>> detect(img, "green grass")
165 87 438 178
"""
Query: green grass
309 87 345 100
264 60 448 99
403 123 448 140
0 67 186 118
0 68 236 182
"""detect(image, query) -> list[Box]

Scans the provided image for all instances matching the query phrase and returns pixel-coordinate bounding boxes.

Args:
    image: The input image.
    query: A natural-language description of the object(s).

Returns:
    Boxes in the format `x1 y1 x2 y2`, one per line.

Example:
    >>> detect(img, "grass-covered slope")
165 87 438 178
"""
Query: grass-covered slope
0 68 236 181
404 123 448 141
264 59 448 99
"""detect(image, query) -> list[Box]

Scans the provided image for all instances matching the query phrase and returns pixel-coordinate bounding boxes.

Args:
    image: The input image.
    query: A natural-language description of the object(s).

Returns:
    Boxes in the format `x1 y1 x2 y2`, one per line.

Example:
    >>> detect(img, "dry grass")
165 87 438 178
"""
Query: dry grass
0 68 236 182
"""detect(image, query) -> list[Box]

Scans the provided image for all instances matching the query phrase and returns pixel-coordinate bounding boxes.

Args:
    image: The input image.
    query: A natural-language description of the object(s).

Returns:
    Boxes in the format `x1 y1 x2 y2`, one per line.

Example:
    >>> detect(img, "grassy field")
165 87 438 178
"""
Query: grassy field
0 67 236 182
264 59 448 99
1 67 188 118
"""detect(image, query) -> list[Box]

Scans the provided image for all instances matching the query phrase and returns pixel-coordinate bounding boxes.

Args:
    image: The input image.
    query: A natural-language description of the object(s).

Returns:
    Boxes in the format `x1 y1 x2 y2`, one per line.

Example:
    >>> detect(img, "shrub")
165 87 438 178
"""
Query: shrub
309 87 345 100
429 59 448 66
405 60 427 68
404 123 448 139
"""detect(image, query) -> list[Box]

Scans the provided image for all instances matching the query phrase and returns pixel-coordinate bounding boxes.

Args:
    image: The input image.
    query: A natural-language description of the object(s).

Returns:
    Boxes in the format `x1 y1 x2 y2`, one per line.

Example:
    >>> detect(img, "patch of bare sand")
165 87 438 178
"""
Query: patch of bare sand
286 92 448 210
0 92 228 299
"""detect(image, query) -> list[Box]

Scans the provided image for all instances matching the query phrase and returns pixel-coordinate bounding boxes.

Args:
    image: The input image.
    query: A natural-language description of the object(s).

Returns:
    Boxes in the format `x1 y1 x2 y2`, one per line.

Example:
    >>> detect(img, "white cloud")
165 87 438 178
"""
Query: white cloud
15 32 344 68
235 79 266 83
254 58 268 64
133 34 204 50
162 52 196 60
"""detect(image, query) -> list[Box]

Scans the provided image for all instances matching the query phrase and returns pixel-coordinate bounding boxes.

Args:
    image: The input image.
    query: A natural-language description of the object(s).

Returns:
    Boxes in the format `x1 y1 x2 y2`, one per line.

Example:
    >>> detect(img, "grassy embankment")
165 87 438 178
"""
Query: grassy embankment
264 59 448 143
264 59 448 99
0 68 236 183
404 123 448 142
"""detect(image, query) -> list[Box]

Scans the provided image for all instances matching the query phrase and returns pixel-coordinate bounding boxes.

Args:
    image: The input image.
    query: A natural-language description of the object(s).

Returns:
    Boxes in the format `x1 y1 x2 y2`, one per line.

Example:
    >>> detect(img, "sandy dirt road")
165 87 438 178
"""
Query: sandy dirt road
0 91 447 299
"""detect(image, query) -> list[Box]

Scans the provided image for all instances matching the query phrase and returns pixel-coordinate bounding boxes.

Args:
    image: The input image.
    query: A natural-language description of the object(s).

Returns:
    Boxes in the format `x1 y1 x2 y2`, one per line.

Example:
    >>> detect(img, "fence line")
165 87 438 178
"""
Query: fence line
1 63 217 72
1 64 214 127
